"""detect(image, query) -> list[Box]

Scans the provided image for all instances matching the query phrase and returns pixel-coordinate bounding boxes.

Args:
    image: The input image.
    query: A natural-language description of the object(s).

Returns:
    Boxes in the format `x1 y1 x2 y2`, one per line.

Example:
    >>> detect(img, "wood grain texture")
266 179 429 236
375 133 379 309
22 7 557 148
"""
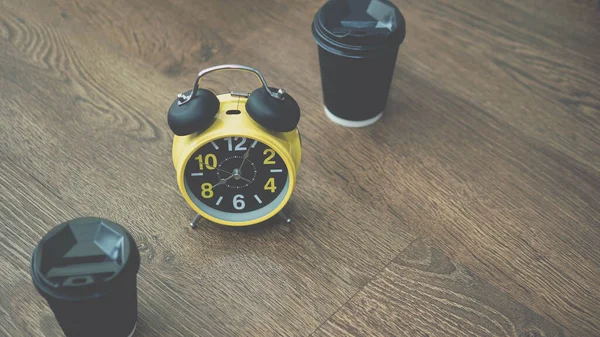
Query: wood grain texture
314 238 565 337
1 0 599 335
0 0 415 335
0 161 83 337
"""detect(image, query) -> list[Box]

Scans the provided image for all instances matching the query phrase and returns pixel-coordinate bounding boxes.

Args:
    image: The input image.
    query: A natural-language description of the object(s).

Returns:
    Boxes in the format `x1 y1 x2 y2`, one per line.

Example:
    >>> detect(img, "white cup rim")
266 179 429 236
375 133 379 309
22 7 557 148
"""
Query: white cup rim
324 106 383 127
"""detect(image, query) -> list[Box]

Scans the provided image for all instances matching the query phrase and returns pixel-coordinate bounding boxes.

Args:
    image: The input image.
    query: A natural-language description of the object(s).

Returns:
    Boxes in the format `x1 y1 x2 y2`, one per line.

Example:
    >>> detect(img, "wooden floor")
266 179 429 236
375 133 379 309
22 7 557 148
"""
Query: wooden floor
1 0 599 336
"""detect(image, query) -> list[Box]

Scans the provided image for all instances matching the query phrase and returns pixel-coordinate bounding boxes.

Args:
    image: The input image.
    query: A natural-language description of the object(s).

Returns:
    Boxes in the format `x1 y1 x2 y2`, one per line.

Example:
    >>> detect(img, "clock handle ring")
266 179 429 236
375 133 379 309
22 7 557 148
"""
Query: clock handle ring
176 64 285 106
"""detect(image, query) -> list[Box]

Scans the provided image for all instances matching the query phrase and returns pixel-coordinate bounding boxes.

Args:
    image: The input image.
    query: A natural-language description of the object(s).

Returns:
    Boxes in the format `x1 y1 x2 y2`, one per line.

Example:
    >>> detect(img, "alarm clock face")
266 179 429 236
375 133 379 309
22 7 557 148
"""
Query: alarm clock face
183 136 290 223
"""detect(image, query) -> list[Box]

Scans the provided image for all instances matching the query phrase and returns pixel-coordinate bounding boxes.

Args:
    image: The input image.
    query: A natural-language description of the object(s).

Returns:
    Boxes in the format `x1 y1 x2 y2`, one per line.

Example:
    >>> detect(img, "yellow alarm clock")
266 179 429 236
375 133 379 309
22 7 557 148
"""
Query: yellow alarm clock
167 64 301 228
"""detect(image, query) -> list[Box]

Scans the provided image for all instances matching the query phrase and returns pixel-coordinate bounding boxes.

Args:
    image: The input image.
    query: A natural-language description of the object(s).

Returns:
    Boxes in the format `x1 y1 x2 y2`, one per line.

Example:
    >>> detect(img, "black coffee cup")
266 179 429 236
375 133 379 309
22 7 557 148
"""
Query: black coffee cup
312 0 406 127
30 217 140 337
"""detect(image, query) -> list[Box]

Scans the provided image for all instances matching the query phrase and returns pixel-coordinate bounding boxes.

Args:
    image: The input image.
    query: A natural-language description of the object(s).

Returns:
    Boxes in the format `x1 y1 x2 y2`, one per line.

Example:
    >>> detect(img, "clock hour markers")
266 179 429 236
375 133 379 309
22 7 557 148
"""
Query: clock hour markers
185 137 287 214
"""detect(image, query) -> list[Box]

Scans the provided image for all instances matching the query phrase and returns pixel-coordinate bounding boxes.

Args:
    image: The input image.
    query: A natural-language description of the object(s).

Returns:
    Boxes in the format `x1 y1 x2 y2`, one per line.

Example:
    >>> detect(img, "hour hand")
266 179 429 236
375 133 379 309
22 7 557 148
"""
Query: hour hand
213 175 233 188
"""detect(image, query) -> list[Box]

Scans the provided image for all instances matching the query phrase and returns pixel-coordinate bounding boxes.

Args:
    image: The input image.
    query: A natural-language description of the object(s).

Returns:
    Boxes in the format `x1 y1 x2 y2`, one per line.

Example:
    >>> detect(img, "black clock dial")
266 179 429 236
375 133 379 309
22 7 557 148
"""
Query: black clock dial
184 137 289 214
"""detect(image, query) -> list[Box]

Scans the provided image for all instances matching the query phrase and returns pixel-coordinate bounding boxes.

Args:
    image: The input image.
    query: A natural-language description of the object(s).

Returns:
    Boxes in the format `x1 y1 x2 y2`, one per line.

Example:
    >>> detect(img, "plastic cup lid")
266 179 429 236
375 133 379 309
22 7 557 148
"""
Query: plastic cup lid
312 0 406 57
31 217 140 300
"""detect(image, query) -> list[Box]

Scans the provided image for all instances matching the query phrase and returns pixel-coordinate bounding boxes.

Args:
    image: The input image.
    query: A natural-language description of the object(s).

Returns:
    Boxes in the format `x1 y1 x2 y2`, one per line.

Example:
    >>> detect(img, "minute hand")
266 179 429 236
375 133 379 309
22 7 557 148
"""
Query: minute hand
238 147 251 173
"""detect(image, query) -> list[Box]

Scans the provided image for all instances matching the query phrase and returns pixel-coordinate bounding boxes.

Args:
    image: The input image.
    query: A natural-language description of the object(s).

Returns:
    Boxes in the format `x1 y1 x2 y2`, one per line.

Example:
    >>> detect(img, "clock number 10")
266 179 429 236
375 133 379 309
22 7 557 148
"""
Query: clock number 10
195 154 217 170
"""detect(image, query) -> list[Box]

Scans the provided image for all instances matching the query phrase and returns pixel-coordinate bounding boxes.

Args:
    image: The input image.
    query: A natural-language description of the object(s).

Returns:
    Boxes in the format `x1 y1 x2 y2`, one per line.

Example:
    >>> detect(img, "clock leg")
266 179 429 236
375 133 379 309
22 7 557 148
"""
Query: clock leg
278 211 292 224
190 214 202 228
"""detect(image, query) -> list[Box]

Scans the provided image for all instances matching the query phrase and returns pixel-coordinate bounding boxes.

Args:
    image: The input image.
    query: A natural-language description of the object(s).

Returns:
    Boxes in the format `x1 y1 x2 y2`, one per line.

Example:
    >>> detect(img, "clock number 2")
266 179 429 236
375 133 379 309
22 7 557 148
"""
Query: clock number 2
263 149 276 164
196 154 217 170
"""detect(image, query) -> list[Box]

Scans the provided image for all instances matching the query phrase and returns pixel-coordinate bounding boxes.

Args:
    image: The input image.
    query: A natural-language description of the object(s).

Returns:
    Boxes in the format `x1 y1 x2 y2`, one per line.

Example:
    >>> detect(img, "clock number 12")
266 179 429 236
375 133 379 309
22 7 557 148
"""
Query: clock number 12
225 137 247 151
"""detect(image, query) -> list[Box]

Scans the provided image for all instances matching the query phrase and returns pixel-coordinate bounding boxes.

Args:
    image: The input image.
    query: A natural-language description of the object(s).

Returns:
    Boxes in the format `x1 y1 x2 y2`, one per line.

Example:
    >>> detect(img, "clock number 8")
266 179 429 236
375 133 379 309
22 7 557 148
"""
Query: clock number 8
201 183 213 199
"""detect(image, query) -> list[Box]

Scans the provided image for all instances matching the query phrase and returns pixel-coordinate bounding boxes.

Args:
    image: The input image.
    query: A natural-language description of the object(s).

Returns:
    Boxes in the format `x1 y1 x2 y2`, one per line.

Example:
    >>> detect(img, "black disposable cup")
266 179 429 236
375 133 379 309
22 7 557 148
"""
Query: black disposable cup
312 0 406 127
30 217 140 337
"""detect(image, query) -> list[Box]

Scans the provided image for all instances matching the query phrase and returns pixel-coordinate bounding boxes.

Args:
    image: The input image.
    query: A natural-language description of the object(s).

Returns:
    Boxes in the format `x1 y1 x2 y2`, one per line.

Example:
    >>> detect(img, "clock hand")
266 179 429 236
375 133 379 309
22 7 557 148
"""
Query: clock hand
238 147 251 173
212 172 251 188
217 168 235 176
205 164 236 177
212 174 234 188
205 164 252 185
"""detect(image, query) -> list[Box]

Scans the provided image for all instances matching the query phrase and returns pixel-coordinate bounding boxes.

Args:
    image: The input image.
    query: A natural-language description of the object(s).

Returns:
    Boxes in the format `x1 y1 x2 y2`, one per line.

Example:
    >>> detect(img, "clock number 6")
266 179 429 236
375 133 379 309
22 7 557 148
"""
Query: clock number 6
233 194 245 210
263 149 276 164
201 183 213 199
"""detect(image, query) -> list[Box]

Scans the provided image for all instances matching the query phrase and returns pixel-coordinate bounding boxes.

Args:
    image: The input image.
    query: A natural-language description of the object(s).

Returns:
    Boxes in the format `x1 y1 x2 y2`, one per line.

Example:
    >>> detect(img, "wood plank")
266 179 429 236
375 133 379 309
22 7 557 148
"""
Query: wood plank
234 0 600 169
0 160 75 337
1 0 599 335
0 159 305 337
377 70 600 336
0 1 416 335
221 1 600 334
0 160 203 337
232 26 600 335
393 0 600 169
313 238 567 337
45 0 323 78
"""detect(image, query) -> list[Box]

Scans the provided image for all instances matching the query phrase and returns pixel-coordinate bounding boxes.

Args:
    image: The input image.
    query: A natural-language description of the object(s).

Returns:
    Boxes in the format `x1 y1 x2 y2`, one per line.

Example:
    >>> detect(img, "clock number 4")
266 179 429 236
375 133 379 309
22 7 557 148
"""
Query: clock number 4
225 137 247 151
264 177 276 193
195 154 217 170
